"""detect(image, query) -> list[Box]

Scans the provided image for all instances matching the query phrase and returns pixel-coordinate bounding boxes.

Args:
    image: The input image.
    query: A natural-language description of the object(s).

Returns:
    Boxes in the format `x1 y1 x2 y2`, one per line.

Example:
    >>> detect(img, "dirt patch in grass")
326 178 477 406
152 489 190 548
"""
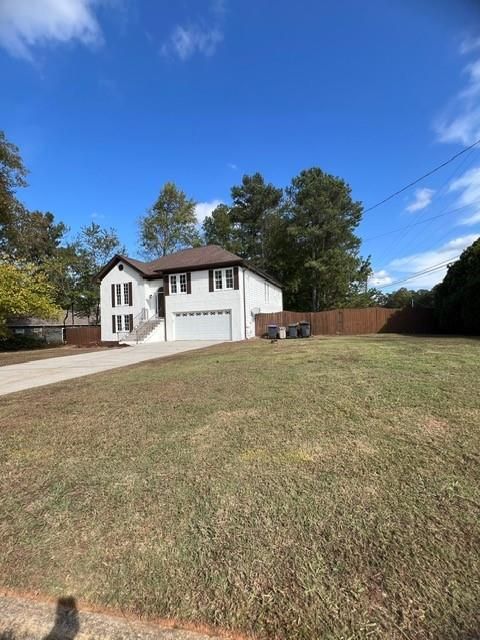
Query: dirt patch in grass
0 335 479 639
423 415 449 435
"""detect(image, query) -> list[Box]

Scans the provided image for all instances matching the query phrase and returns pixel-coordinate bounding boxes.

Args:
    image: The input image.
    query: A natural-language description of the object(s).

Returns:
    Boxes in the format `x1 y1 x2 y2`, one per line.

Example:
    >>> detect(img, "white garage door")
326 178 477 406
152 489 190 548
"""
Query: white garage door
174 310 232 341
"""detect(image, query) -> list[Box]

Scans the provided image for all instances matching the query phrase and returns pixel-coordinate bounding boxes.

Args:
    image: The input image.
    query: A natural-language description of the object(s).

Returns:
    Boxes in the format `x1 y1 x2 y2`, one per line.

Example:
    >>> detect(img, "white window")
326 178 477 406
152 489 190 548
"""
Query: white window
170 273 188 295
123 283 130 305
116 315 123 331
213 268 235 291
124 315 131 331
115 284 122 306
214 269 223 290
179 273 187 293
225 268 234 289
265 282 270 303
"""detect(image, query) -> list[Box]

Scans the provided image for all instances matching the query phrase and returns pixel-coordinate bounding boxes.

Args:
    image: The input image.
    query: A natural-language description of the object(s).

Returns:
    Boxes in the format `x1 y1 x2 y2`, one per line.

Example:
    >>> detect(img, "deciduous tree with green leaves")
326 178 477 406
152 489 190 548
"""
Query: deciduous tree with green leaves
3 209 68 263
0 261 61 337
435 237 480 333
0 130 27 233
139 182 201 258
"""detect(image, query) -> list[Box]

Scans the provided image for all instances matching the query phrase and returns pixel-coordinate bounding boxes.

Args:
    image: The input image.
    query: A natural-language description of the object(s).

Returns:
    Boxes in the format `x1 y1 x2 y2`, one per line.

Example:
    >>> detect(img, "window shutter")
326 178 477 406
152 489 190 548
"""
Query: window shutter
208 269 214 292
128 282 133 306
187 272 191 294
111 284 115 307
112 315 116 334
129 314 133 330
233 266 239 290
164 275 169 296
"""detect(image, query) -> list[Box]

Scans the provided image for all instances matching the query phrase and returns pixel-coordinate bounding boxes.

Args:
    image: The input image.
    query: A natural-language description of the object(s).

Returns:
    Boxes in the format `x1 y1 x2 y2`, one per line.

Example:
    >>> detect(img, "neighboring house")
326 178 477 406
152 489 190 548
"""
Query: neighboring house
7 311 93 344
96 245 283 342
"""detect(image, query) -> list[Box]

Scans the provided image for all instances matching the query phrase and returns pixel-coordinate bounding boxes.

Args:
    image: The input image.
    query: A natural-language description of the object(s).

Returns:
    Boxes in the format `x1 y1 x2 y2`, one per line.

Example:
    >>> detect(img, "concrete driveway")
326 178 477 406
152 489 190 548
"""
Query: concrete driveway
0 592 219 640
0 341 221 397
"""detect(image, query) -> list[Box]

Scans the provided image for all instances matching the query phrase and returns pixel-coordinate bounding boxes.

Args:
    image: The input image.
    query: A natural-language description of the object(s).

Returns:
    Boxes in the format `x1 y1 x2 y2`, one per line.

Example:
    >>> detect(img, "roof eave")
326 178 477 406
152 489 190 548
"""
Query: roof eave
94 254 150 282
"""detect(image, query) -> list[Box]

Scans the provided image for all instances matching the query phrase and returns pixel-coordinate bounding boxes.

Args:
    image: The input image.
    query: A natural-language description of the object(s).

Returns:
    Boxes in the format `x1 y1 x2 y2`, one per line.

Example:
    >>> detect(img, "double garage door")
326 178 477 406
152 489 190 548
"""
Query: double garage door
174 309 232 341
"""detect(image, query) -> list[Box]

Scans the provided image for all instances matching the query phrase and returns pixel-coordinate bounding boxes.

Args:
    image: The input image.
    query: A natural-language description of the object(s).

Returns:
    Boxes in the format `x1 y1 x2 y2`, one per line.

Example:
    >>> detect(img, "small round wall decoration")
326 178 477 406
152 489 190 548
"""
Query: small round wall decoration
118 264 124 271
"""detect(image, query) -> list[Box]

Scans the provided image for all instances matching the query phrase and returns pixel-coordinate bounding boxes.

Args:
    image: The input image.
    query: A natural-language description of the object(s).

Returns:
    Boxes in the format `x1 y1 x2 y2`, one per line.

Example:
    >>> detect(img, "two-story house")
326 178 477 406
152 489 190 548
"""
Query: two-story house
96 245 283 342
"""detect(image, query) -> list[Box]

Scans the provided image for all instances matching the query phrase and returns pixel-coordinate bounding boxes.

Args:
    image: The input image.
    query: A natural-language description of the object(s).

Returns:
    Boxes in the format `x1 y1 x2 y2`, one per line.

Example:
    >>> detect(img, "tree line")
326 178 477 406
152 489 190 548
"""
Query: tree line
1 129 478 337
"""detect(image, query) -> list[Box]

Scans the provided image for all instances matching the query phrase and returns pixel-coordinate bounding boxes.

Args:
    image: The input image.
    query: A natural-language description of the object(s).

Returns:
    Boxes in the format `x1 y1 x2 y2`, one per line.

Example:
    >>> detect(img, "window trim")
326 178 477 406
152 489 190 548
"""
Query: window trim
214 269 223 291
169 273 187 295
123 282 130 306
116 315 123 331
213 268 234 291
179 273 187 294
264 282 270 303
124 314 131 331
225 268 234 290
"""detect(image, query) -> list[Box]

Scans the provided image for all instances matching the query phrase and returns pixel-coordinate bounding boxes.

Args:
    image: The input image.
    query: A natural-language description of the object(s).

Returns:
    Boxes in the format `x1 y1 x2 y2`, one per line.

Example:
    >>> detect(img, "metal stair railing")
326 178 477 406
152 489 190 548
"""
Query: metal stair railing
119 308 164 344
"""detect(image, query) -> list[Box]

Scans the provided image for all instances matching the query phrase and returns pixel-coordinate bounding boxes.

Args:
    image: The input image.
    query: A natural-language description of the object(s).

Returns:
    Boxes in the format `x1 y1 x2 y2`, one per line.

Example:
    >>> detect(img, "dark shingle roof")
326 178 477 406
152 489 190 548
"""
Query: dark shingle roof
146 245 241 273
95 245 281 287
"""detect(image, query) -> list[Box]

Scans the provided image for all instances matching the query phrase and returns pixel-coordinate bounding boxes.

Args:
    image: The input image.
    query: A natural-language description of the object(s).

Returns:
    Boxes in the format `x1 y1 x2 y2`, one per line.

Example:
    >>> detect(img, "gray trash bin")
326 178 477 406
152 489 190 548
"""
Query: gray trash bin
299 321 311 338
288 323 298 338
268 324 278 339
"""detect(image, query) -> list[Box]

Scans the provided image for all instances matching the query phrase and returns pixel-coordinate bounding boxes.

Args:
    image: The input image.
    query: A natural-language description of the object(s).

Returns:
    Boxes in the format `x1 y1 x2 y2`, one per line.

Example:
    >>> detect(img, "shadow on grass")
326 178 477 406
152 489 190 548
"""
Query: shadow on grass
0 596 79 640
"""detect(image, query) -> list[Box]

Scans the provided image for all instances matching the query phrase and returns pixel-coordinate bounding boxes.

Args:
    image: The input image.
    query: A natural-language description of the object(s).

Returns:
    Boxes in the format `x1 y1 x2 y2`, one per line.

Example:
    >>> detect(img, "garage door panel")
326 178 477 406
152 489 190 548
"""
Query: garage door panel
174 309 232 341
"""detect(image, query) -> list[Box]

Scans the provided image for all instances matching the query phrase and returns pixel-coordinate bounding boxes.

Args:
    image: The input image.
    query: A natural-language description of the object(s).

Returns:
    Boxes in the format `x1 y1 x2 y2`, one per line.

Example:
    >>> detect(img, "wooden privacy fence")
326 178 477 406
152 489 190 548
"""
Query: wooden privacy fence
255 307 436 337
64 325 101 346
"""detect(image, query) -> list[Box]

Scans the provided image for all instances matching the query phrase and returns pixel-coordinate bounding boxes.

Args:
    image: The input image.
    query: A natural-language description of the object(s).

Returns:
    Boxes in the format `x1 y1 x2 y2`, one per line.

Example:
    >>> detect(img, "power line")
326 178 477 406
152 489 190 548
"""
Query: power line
376 256 460 290
364 138 480 214
363 198 480 242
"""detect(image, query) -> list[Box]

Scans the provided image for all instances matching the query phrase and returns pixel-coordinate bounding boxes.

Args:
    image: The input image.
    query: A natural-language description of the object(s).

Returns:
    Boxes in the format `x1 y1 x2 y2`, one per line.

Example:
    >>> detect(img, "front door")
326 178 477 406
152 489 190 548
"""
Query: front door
156 288 165 318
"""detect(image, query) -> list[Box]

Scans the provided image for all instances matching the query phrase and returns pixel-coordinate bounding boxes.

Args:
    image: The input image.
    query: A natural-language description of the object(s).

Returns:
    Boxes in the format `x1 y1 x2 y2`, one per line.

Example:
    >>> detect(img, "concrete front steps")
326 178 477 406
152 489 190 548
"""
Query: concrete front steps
120 317 165 345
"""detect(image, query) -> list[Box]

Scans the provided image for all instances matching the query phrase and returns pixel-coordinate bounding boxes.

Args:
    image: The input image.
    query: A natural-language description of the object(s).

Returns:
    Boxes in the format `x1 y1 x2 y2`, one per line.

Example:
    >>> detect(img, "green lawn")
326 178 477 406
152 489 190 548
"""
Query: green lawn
0 335 479 639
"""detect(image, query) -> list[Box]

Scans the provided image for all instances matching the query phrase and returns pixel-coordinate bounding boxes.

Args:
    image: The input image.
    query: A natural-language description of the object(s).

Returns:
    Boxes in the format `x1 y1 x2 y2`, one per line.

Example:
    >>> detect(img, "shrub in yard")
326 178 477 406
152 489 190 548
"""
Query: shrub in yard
0 334 48 351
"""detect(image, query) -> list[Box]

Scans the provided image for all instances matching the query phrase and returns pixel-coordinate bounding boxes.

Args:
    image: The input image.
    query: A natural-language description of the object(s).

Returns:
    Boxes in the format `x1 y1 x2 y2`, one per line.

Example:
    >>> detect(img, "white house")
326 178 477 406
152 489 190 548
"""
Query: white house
97 245 283 343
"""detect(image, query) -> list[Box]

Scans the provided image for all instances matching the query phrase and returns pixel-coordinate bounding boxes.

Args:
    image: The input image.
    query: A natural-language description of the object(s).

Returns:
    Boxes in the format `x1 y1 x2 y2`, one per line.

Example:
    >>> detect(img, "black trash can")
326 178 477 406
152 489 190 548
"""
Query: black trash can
299 321 311 338
267 324 278 339
288 323 298 338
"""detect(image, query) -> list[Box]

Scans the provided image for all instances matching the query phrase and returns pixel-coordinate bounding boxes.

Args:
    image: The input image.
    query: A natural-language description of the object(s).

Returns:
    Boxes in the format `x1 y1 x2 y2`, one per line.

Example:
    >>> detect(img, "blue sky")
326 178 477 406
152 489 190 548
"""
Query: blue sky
1 0 480 290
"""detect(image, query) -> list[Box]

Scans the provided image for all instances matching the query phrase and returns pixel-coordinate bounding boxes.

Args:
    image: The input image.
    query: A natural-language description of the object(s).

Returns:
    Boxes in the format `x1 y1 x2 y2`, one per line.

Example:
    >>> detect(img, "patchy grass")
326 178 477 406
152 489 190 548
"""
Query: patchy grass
0 345 108 367
0 335 479 639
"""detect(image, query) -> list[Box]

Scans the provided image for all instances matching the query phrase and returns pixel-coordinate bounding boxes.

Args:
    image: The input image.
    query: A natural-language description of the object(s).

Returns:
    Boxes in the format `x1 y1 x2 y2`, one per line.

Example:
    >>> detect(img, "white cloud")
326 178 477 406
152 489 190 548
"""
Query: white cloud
227 162 238 170
435 51 480 145
460 35 480 55
369 270 392 287
195 199 222 224
161 0 225 61
449 166 480 225
387 234 479 288
450 166 480 205
461 210 480 225
0 0 103 61
161 24 222 60
405 187 435 213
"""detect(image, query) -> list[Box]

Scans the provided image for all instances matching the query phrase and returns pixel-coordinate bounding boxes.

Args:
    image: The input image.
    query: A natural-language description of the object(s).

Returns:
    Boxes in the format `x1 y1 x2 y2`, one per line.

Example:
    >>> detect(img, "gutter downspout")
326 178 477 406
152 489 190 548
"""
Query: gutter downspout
242 267 248 340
